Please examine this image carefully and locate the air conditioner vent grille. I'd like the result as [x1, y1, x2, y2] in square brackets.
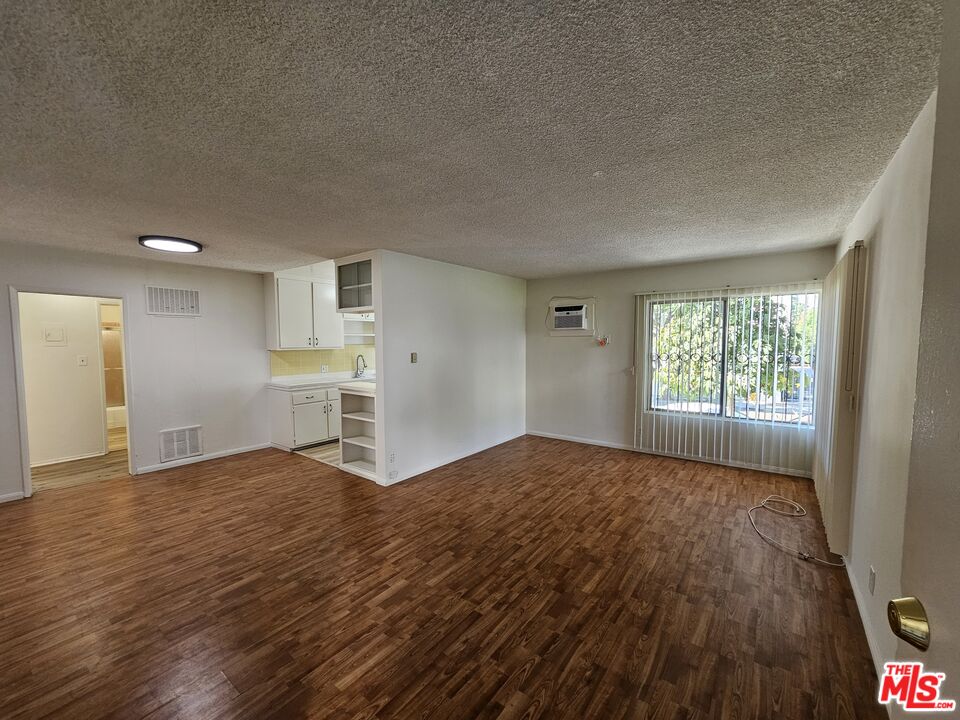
[159, 426, 203, 463]
[554, 313, 586, 329]
[146, 286, 201, 316]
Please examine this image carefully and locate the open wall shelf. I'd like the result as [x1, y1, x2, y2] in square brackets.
[339, 386, 377, 481]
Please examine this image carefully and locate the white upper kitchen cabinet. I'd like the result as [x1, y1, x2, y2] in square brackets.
[276, 278, 314, 348]
[311, 281, 343, 348]
[335, 255, 376, 313]
[265, 262, 344, 350]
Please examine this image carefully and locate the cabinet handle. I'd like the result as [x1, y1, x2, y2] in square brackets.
[314, 337, 319, 346]
[304, 395, 314, 400]
[307, 338, 313, 346]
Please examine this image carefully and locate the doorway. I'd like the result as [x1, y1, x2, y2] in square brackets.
[17, 292, 132, 493]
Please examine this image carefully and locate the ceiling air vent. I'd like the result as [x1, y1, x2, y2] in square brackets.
[146, 286, 201, 317]
[159, 425, 203, 463]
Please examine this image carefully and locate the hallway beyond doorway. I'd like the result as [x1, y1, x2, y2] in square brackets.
[30, 428, 129, 493]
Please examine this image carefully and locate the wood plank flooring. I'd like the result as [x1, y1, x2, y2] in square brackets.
[0, 436, 882, 719]
[30, 427, 129, 493]
[296, 440, 341, 467]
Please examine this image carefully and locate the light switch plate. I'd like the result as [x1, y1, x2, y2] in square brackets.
[320, 365, 329, 373]
[410, 352, 417, 363]
[42, 325, 67, 346]
[77, 355, 89, 367]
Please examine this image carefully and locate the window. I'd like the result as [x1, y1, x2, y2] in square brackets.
[649, 288, 819, 426]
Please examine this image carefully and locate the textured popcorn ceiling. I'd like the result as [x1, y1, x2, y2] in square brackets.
[0, 1, 942, 278]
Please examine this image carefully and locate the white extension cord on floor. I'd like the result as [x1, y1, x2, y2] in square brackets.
[747, 495, 845, 568]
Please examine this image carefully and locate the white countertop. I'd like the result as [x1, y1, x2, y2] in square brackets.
[267, 371, 375, 391]
[338, 380, 377, 394]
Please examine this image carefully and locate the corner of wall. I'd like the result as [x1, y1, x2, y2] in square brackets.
[845, 563, 885, 679]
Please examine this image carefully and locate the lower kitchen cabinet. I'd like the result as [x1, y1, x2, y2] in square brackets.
[326, 399, 341, 438]
[293, 401, 329, 446]
[269, 387, 341, 450]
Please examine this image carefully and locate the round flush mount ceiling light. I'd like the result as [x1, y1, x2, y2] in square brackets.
[138, 235, 203, 254]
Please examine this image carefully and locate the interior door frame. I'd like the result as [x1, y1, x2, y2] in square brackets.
[9, 286, 138, 498]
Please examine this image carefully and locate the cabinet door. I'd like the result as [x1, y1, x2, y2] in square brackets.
[326, 399, 341, 438]
[312, 282, 344, 348]
[293, 402, 328, 446]
[277, 278, 314, 349]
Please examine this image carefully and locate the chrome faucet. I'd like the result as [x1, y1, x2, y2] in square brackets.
[355, 354, 366, 378]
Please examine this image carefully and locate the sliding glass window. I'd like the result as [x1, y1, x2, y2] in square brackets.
[648, 289, 819, 426]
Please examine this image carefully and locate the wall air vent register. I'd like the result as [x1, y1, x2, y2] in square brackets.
[145, 286, 201, 317]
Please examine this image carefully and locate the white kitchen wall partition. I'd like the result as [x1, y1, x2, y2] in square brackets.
[812, 242, 867, 556]
[634, 281, 822, 476]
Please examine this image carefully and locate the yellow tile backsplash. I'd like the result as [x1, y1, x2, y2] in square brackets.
[270, 344, 376, 377]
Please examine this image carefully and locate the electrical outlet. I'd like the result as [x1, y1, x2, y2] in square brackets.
[869, 565, 876, 595]
[320, 365, 329, 373]
[389, 470, 398, 480]
[389, 450, 397, 465]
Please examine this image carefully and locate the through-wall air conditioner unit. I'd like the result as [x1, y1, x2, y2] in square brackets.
[549, 299, 595, 336]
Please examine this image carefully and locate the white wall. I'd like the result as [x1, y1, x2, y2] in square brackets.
[19, 293, 106, 465]
[836, 93, 936, 673]
[0, 241, 270, 501]
[900, 3, 960, 688]
[379, 251, 526, 482]
[525, 247, 835, 449]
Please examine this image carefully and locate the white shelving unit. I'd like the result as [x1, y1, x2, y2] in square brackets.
[343, 312, 375, 346]
[341, 411, 375, 423]
[339, 382, 377, 481]
[341, 435, 376, 450]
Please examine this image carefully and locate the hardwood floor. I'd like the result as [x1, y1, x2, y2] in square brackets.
[108, 426, 127, 452]
[30, 427, 129, 493]
[296, 440, 341, 467]
[0, 436, 882, 719]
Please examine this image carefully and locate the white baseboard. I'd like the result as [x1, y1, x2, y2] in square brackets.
[393, 431, 527, 484]
[846, 562, 885, 681]
[135, 443, 271, 475]
[0, 491, 25, 504]
[30, 449, 107, 468]
[526, 430, 635, 451]
[527, 431, 813, 478]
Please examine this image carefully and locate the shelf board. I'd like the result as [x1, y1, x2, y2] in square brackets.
[340, 458, 377, 478]
[342, 411, 375, 423]
[341, 435, 376, 450]
[344, 333, 376, 337]
[339, 282, 373, 290]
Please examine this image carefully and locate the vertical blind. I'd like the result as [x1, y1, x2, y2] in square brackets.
[635, 282, 821, 476]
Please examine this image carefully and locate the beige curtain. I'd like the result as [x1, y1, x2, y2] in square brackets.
[813, 243, 867, 556]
